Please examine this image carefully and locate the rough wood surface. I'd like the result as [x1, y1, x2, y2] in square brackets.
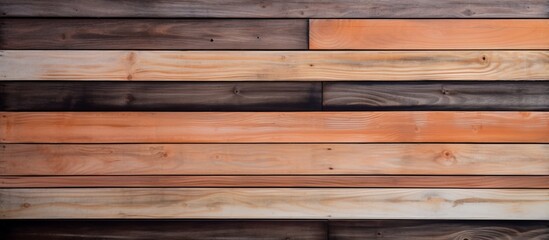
[310, 20, 549, 50]
[0, 19, 308, 50]
[329, 220, 549, 240]
[0, 82, 321, 111]
[1, 0, 547, 18]
[2, 144, 547, 175]
[323, 81, 549, 110]
[1, 51, 547, 81]
[2, 112, 548, 143]
[2, 176, 548, 188]
[1, 188, 547, 219]
[0, 220, 327, 240]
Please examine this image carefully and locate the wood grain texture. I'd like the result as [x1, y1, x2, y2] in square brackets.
[2, 144, 548, 175]
[1, 0, 547, 18]
[0, 82, 321, 111]
[2, 176, 548, 188]
[0, 220, 327, 240]
[1, 188, 547, 219]
[323, 81, 549, 111]
[0, 19, 308, 50]
[310, 20, 549, 50]
[1, 51, 548, 81]
[1, 112, 548, 143]
[329, 220, 549, 240]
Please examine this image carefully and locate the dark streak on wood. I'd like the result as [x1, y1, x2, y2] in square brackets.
[0, 19, 308, 49]
[329, 220, 549, 240]
[0, 220, 327, 240]
[0, 82, 321, 111]
[323, 82, 549, 111]
[1, 0, 547, 18]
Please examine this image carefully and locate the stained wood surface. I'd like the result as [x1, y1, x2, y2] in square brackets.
[329, 220, 549, 240]
[0, 220, 327, 240]
[2, 112, 548, 143]
[323, 81, 549, 111]
[2, 51, 548, 81]
[1, 188, 548, 219]
[0, 19, 308, 50]
[1, 0, 547, 18]
[0, 82, 321, 111]
[310, 20, 549, 50]
[2, 176, 548, 188]
[2, 144, 547, 175]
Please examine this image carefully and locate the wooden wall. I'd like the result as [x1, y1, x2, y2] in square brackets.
[0, 0, 548, 239]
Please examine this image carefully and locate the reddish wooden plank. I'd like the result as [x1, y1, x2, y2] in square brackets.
[1, 112, 548, 143]
[2, 144, 547, 175]
[2, 176, 548, 188]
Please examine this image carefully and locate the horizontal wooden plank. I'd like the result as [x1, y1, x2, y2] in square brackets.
[323, 82, 549, 111]
[0, 82, 321, 111]
[310, 20, 549, 50]
[2, 176, 548, 188]
[0, 220, 327, 240]
[329, 220, 549, 240]
[1, 0, 547, 18]
[0, 19, 308, 50]
[1, 112, 547, 143]
[2, 144, 547, 175]
[1, 51, 547, 81]
[1, 188, 547, 219]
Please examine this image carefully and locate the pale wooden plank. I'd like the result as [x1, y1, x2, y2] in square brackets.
[2, 144, 547, 175]
[1, 0, 547, 18]
[1, 112, 547, 143]
[1, 51, 547, 81]
[1, 188, 547, 219]
[2, 176, 548, 188]
[310, 20, 549, 50]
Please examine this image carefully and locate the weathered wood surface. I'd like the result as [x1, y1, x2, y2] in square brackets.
[1, 0, 547, 18]
[0, 220, 327, 240]
[329, 220, 549, 240]
[1, 51, 547, 81]
[310, 20, 549, 50]
[2, 144, 547, 175]
[323, 82, 549, 111]
[0, 19, 308, 50]
[2, 112, 548, 143]
[3, 176, 548, 188]
[1, 188, 547, 219]
[0, 82, 321, 111]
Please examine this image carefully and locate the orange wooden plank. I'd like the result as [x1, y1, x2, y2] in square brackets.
[2, 176, 548, 188]
[1, 112, 547, 143]
[310, 20, 549, 49]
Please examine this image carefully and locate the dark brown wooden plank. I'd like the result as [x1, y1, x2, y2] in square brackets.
[0, 82, 321, 111]
[2, 176, 548, 188]
[0, 220, 327, 240]
[0, 19, 307, 50]
[323, 82, 549, 111]
[1, 0, 547, 18]
[329, 220, 549, 240]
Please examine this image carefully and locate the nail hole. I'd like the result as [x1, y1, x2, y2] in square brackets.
[210, 39, 214, 42]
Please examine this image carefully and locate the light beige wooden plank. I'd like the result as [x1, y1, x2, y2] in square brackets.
[1, 188, 547, 219]
[1, 51, 547, 81]
[1, 144, 547, 175]
[1, 112, 548, 143]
